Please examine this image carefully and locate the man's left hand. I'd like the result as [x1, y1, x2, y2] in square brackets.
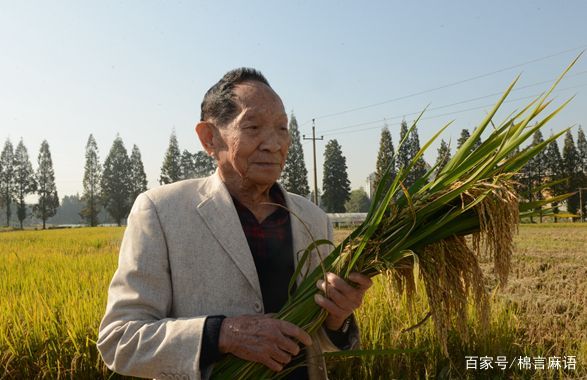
[314, 272, 373, 331]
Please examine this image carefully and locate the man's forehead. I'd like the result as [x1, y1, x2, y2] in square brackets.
[233, 82, 286, 116]
[239, 106, 287, 121]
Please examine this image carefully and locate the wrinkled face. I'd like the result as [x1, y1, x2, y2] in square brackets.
[213, 81, 290, 188]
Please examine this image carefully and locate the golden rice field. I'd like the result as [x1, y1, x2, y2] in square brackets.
[0, 224, 585, 379]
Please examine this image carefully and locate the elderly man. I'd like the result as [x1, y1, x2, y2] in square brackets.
[97, 68, 372, 380]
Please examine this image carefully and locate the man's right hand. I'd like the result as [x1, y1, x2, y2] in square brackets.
[218, 314, 313, 372]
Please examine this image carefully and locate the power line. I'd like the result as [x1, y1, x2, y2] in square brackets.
[320, 82, 587, 137]
[300, 44, 586, 126]
[319, 70, 587, 134]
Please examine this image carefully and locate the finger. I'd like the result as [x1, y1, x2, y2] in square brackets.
[278, 321, 313, 347]
[314, 293, 347, 318]
[318, 277, 362, 309]
[269, 346, 292, 365]
[348, 272, 373, 290]
[322, 282, 360, 312]
[270, 331, 301, 356]
[324, 272, 359, 295]
[261, 356, 285, 373]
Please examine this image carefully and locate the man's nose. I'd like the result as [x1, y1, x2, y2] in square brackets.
[260, 130, 286, 152]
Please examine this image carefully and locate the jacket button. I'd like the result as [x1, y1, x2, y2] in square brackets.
[254, 302, 262, 312]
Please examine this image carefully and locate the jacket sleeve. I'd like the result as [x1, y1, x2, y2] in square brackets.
[97, 193, 205, 380]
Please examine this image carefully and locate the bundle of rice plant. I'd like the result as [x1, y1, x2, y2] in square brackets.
[211, 57, 579, 379]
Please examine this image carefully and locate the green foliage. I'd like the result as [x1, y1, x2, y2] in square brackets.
[81, 135, 102, 227]
[322, 139, 351, 212]
[396, 120, 411, 178]
[374, 126, 395, 192]
[34, 140, 59, 229]
[457, 128, 471, 149]
[0, 139, 15, 226]
[434, 139, 451, 174]
[101, 136, 132, 226]
[578, 126, 587, 172]
[407, 126, 427, 186]
[180, 150, 216, 180]
[280, 113, 310, 197]
[562, 130, 581, 217]
[578, 127, 587, 220]
[193, 151, 216, 178]
[520, 130, 548, 222]
[345, 189, 371, 212]
[129, 145, 148, 202]
[544, 137, 564, 221]
[396, 121, 427, 188]
[160, 131, 182, 184]
[48, 194, 82, 225]
[13, 139, 37, 229]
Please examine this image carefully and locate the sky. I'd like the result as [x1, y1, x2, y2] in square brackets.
[1, 1, 586, 199]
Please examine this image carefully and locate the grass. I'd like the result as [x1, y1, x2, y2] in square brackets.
[1, 224, 585, 379]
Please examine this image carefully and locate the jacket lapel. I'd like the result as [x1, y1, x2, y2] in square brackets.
[195, 173, 262, 299]
[281, 186, 315, 284]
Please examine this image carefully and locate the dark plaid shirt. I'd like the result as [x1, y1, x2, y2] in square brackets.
[231, 184, 296, 313]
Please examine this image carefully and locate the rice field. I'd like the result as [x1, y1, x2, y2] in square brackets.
[0, 224, 585, 379]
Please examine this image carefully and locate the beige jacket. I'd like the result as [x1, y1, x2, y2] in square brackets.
[97, 173, 358, 380]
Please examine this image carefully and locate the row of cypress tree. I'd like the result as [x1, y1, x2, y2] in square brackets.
[6, 119, 583, 228]
[0, 139, 58, 229]
[80, 134, 149, 227]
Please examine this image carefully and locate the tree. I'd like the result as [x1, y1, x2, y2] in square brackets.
[457, 129, 471, 149]
[0, 140, 15, 226]
[49, 194, 82, 225]
[577, 127, 587, 219]
[396, 120, 411, 176]
[280, 113, 310, 197]
[435, 139, 451, 174]
[13, 139, 37, 228]
[407, 126, 427, 187]
[561, 130, 581, 219]
[129, 145, 148, 203]
[521, 130, 548, 222]
[193, 151, 216, 178]
[180, 150, 196, 180]
[160, 131, 182, 184]
[34, 140, 59, 229]
[101, 136, 132, 226]
[345, 189, 371, 212]
[544, 136, 564, 222]
[322, 139, 350, 212]
[578, 126, 587, 173]
[374, 126, 395, 191]
[81, 134, 102, 226]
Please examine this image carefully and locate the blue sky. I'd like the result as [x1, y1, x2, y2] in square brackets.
[1, 1, 586, 197]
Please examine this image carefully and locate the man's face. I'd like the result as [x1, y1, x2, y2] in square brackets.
[213, 81, 290, 188]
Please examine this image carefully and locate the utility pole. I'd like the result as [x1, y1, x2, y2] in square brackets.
[303, 119, 324, 205]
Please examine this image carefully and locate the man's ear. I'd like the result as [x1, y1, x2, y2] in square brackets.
[195, 121, 216, 156]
